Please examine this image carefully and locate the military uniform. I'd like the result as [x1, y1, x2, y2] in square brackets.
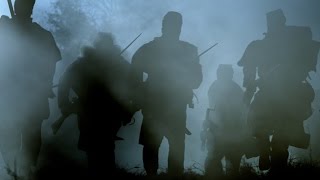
[202, 64, 246, 176]
[58, 32, 133, 177]
[0, 0, 61, 177]
[238, 9, 319, 171]
[130, 12, 202, 175]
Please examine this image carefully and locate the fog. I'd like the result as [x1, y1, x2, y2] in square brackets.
[0, 0, 319, 175]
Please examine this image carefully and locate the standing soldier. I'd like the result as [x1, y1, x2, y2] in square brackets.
[201, 64, 246, 176]
[57, 32, 134, 178]
[0, 0, 61, 178]
[130, 11, 203, 176]
[238, 9, 319, 172]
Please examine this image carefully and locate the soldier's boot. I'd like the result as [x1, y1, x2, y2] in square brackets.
[270, 144, 289, 174]
[205, 157, 223, 178]
[228, 155, 242, 176]
[257, 136, 271, 170]
[259, 153, 271, 171]
[143, 146, 159, 176]
[167, 133, 185, 177]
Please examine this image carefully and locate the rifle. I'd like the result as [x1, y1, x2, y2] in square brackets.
[7, 0, 15, 17]
[198, 43, 218, 58]
[51, 113, 70, 135]
[120, 33, 142, 55]
[188, 43, 218, 108]
[51, 97, 78, 134]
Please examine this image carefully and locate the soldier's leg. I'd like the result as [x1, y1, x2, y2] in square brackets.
[19, 117, 43, 179]
[256, 134, 271, 170]
[205, 137, 225, 177]
[226, 148, 243, 176]
[139, 116, 163, 176]
[0, 127, 21, 175]
[167, 129, 185, 176]
[270, 133, 289, 172]
[143, 141, 162, 175]
[21, 120, 42, 167]
[166, 106, 187, 176]
[87, 141, 116, 178]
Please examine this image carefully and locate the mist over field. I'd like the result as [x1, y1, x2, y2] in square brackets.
[0, 0, 319, 175]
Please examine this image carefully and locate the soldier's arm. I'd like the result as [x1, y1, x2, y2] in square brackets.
[57, 62, 78, 115]
[238, 41, 261, 106]
[207, 81, 218, 108]
[238, 41, 259, 91]
[130, 45, 149, 85]
[36, 27, 62, 98]
[0, 15, 10, 25]
[186, 43, 203, 89]
[129, 44, 150, 109]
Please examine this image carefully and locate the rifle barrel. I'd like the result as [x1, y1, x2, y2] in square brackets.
[198, 43, 219, 57]
[120, 33, 142, 55]
[7, 0, 15, 17]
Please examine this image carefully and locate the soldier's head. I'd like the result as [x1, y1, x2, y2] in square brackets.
[14, 0, 36, 19]
[161, 11, 183, 40]
[266, 9, 286, 33]
[93, 32, 115, 51]
[217, 64, 234, 81]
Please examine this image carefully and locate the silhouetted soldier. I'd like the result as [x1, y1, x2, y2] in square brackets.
[130, 11, 203, 176]
[0, 0, 61, 178]
[57, 32, 133, 178]
[238, 9, 319, 172]
[201, 64, 246, 176]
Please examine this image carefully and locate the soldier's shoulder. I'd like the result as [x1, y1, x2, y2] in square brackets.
[32, 22, 54, 37]
[139, 39, 158, 49]
[245, 40, 265, 51]
[179, 40, 198, 50]
[286, 25, 312, 39]
[0, 15, 11, 23]
[67, 56, 87, 72]
[248, 39, 264, 46]
[133, 39, 158, 57]
[0, 15, 13, 27]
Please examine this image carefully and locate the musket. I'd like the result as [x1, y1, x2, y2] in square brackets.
[7, 0, 15, 17]
[189, 43, 218, 108]
[198, 43, 218, 58]
[119, 33, 142, 55]
[51, 113, 69, 135]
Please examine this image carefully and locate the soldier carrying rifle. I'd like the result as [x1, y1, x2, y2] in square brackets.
[56, 32, 135, 178]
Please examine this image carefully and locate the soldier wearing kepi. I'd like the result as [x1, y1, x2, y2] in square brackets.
[0, 0, 61, 178]
[57, 32, 134, 178]
[201, 64, 246, 176]
[130, 11, 203, 176]
[238, 9, 319, 172]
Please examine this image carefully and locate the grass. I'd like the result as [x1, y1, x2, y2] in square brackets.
[17, 147, 320, 180]
[31, 160, 320, 180]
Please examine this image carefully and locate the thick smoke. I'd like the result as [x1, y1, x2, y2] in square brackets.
[0, 0, 319, 175]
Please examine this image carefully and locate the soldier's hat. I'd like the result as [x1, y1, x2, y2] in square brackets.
[93, 32, 115, 47]
[217, 64, 234, 79]
[14, 0, 36, 10]
[266, 9, 286, 32]
[217, 64, 233, 72]
[162, 11, 183, 26]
